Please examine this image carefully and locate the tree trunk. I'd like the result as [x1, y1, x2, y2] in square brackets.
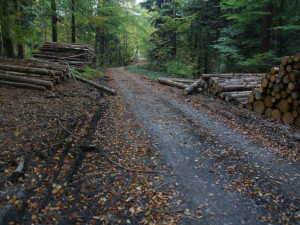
[261, 2, 272, 53]
[14, 0, 24, 58]
[51, 0, 58, 42]
[1, 0, 15, 58]
[204, 32, 210, 74]
[71, 0, 76, 43]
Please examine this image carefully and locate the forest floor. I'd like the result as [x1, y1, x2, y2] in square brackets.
[0, 67, 299, 224]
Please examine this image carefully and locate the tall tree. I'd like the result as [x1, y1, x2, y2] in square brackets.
[51, 0, 58, 42]
[71, 0, 76, 43]
[0, 0, 15, 58]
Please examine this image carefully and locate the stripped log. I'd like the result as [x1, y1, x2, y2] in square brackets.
[0, 64, 56, 76]
[182, 78, 203, 95]
[0, 73, 53, 89]
[74, 74, 116, 95]
[158, 78, 188, 90]
[0, 80, 46, 91]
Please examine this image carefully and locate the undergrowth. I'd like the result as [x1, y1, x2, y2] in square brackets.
[126, 66, 167, 80]
[73, 66, 103, 79]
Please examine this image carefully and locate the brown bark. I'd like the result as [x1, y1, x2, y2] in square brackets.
[0, 80, 46, 91]
[182, 78, 203, 95]
[0, 64, 56, 76]
[253, 100, 265, 115]
[0, 73, 53, 89]
[74, 74, 116, 95]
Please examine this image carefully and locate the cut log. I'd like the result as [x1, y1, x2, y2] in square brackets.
[264, 95, 273, 108]
[282, 112, 294, 124]
[225, 91, 251, 102]
[0, 73, 53, 89]
[253, 100, 265, 115]
[294, 53, 300, 62]
[272, 109, 282, 119]
[261, 77, 268, 87]
[295, 116, 300, 127]
[219, 84, 259, 92]
[0, 64, 56, 76]
[182, 78, 203, 95]
[158, 78, 187, 90]
[264, 108, 272, 117]
[281, 56, 289, 66]
[0, 80, 46, 91]
[248, 93, 255, 103]
[166, 78, 196, 84]
[201, 73, 265, 80]
[289, 70, 300, 82]
[270, 67, 279, 74]
[74, 74, 116, 95]
[278, 99, 289, 113]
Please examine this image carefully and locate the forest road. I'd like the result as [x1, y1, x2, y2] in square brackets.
[110, 67, 300, 225]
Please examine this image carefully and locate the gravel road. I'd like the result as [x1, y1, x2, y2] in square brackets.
[111, 67, 300, 224]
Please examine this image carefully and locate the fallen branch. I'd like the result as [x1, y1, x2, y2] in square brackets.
[56, 114, 79, 140]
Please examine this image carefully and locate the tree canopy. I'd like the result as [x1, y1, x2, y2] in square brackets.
[0, 0, 299, 74]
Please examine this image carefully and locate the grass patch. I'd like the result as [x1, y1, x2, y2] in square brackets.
[126, 66, 167, 80]
[73, 66, 103, 79]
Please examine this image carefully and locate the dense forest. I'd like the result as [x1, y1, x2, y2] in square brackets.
[0, 0, 300, 77]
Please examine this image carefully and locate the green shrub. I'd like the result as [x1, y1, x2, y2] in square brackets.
[164, 60, 194, 79]
[73, 66, 103, 79]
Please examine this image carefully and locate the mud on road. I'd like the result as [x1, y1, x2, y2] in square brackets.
[0, 67, 299, 224]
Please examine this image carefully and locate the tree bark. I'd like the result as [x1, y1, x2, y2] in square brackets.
[261, 2, 272, 53]
[0, 73, 53, 89]
[71, 0, 76, 43]
[0, 80, 46, 90]
[1, 0, 15, 58]
[0, 64, 56, 76]
[182, 78, 203, 95]
[51, 0, 58, 42]
[14, 0, 24, 58]
[74, 74, 116, 95]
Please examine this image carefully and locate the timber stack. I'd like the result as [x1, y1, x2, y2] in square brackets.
[247, 54, 300, 127]
[200, 73, 265, 107]
[0, 58, 69, 91]
[33, 42, 97, 71]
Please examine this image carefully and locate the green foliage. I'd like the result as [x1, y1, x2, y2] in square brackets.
[73, 66, 103, 79]
[126, 65, 166, 80]
[164, 60, 194, 79]
[238, 52, 281, 72]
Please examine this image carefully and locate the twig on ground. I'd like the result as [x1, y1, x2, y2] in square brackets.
[56, 113, 79, 140]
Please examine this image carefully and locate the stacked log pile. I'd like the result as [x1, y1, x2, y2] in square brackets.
[200, 73, 265, 107]
[0, 58, 69, 91]
[33, 42, 97, 71]
[248, 54, 300, 126]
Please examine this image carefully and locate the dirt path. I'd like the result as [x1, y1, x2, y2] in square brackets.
[110, 67, 300, 224]
[1, 67, 299, 224]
